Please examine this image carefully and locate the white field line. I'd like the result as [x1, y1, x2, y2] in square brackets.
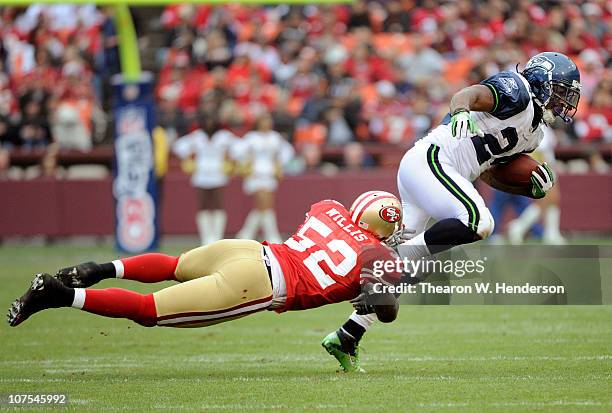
[1, 354, 610, 367]
[26, 401, 609, 411]
[416, 400, 610, 408]
[368, 354, 612, 362]
[150, 403, 349, 411]
[491, 400, 609, 407]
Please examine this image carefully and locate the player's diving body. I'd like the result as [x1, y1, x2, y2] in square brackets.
[322, 52, 582, 372]
[8, 192, 403, 352]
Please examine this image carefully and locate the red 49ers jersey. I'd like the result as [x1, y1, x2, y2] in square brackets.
[265, 200, 401, 312]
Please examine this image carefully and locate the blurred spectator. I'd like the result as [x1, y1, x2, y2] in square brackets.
[18, 91, 51, 148]
[157, 95, 188, 142]
[233, 114, 295, 243]
[348, 0, 371, 30]
[172, 117, 236, 245]
[299, 142, 323, 171]
[383, 0, 412, 33]
[51, 102, 91, 151]
[343, 142, 373, 170]
[363, 80, 412, 143]
[574, 78, 612, 142]
[398, 33, 445, 85]
[324, 107, 354, 146]
[299, 78, 329, 124]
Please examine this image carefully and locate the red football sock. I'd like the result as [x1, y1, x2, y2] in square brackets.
[119, 254, 179, 283]
[82, 288, 158, 327]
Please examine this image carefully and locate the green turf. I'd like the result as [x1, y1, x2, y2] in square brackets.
[0, 244, 611, 413]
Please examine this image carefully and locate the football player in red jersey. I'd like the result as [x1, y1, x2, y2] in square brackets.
[7, 191, 404, 360]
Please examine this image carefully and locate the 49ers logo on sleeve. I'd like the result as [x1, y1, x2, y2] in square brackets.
[379, 205, 401, 223]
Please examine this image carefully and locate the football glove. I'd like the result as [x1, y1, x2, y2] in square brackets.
[531, 162, 555, 199]
[384, 227, 416, 249]
[450, 109, 484, 139]
[350, 282, 378, 315]
[350, 292, 375, 315]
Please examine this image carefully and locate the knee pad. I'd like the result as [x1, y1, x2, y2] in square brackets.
[455, 207, 495, 241]
[476, 208, 495, 240]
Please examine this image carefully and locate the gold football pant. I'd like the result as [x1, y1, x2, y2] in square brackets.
[153, 239, 273, 327]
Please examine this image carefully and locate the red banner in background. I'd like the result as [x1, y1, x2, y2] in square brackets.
[0, 171, 610, 238]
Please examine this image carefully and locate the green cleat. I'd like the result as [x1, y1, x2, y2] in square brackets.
[321, 331, 365, 373]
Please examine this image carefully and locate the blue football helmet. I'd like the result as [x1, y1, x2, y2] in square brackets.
[521, 52, 581, 123]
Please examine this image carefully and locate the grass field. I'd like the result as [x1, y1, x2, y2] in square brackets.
[0, 243, 611, 412]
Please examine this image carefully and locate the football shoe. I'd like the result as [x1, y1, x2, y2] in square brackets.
[321, 331, 364, 373]
[56, 262, 105, 288]
[7, 273, 71, 327]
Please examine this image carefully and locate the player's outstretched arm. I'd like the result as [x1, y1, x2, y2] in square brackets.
[350, 282, 399, 323]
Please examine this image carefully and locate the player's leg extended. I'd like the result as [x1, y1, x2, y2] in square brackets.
[398, 144, 494, 260]
[155, 240, 273, 327]
[8, 240, 273, 328]
[56, 254, 180, 288]
[55, 239, 242, 288]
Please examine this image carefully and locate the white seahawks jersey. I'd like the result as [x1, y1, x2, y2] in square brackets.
[420, 71, 544, 182]
[172, 129, 236, 189]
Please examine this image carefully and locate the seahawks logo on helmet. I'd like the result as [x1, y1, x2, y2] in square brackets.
[525, 55, 555, 73]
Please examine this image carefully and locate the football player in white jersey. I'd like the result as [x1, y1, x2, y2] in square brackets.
[232, 114, 295, 243]
[172, 119, 236, 245]
[322, 52, 582, 372]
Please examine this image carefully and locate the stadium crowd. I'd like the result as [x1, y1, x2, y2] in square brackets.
[0, 1, 610, 175]
[155, 0, 611, 149]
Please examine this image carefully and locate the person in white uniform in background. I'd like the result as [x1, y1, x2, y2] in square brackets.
[507, 126, 566, 245]
[233, 114, 295, 243]
[172, 118, 236, 245]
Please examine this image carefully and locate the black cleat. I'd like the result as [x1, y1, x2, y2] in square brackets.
[7, 273, 71, 327]
[55, 262, 105, 288]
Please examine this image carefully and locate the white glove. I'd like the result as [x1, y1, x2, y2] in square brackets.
[450, 109, 484, 139]
[531, 163, 555, 199]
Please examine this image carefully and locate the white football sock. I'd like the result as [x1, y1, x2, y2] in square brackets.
[543, 205, 565, 244]
[399, 232, 430, 262]
[71, 288, 86, 309]
[508, 204, 541, 244]
[196, 210, 213, 245]
[349, 311, 377, 329]
[112, 260, 124, 279]
[261, 209, 282, 243]
[211, 209, 227, 242]
[237, 210, 261, 239]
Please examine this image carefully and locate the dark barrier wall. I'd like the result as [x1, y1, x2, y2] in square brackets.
[1, 171, 611, 237]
